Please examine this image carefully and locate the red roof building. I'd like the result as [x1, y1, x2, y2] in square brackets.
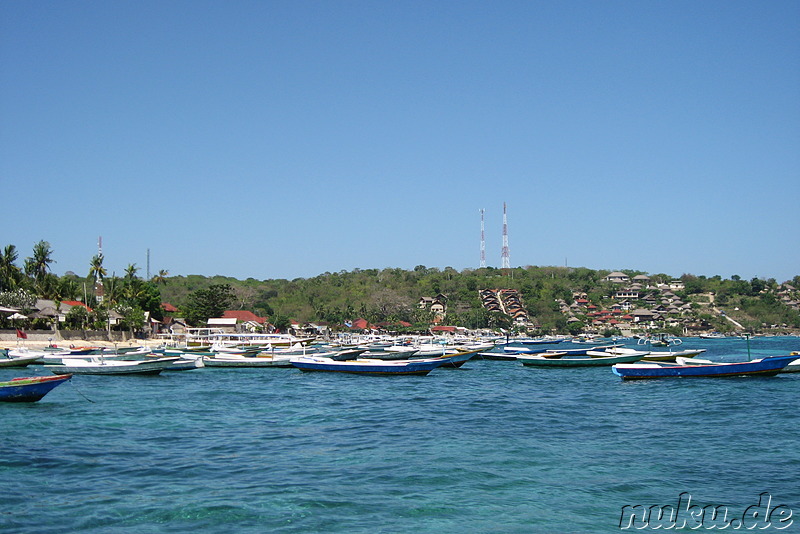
[62, 300, 93, 312]
[161, 303, 178, 313]
[223, 310, 267, 323]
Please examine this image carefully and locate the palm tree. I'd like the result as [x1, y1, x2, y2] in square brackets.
[124, 263, 139, 281]
[26, 240, 54, 283]
[89, 254, 107, 282]
[0, 244, 22, 291]
[151, 269, 169, 285]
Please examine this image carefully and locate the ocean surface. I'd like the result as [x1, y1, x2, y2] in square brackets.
[2, 336, 799, 533]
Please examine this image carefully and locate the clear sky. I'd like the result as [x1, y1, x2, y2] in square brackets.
[2, 1, 798, 283]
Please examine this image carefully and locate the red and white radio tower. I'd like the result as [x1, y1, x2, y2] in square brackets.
[480, 208, 486, 268]
[501, 202, 510, 269]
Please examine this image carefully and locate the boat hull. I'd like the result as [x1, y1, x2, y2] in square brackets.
[290, 356, 445, 375]
[519, 352, 647, 367]
[613, 355, 798, 379]
[0, 374, 72, 402]
[46, 357, 179, 375]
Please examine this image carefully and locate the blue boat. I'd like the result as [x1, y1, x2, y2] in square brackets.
[290, 356, 447, 375]
[612, 355, 798, 380]
[0, 374, 72, 402]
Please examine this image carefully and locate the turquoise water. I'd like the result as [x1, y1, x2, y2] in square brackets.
[2, 337, 798, 533]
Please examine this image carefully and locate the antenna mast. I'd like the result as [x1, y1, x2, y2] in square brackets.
[480, 208, 486, 268]
[501, 202, 510, 269]
[95, 236, 105, 303]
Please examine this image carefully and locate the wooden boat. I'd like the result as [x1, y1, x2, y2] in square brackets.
[519, 351, 649, 367]
[612, 355, 798, 380]
[290, 355, 447, 375]
[0, 374, 72, 402]
[544, 344, 621, 356]
[1, 349, 44, 367]
[513, 337, 565, 345]
[641, 348, 707, 362]
[202, 354, 295, 367]
[781, 352, 800, 373]
[46, 357, 180, 375]
[699, 333, 726, 339]
[477, 351, 524, 361]
[164, 358, 206, 371]
[418, 347, 484, 368]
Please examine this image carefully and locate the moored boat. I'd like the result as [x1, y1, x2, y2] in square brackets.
[612, 355, 798, 379]
[519, 351, 649, 367]
[0, 374, 72, 402]
[290, 355, 447, 375]
[1, 348, 44, 367]
[46, 357, 180, 375]
[641, 348, 707, 362]
[202, 354, 295, 367]
[779, 352, 800, 373]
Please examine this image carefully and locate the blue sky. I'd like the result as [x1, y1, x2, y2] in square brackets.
[2, 1, 798, 283]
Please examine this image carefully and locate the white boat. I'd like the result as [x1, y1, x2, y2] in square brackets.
[586, 347, 651, 358]
[642, 348, 707, 362]
[47, 356, 180, 375]
[1, 348, 44, 367]
[781, 357, 800, 373]
[699, 333, 726, 339]
[675, 357, 715, 365]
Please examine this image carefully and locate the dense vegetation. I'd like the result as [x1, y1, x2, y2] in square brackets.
[2, 241, 799, 334]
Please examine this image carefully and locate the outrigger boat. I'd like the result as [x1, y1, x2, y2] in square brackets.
[290, 355, 447, 375]
[612, 355, 798, 380]
[0, 374, 72, 402]
[47, 357, 180, 375]
[519, 350, 649, 367]
[1, 348, 44, 367]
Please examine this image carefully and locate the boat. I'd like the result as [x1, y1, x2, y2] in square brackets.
[514, 337, 565, 345]
[544, 344, 621, 356]
[46, 357, 180, 375]
[518, 351, 649, 367]
[779, 352, 800, 374]
[478, 351, 525, 361]
[699, 332, 727, 339]
[612, 355, 798, 380]
[164, 358, 206, 371]
[0, 374, 72, 402]
[202, 354, 295, 367]
[290, 355, 447, 375]
[641, 348, 707, 362]
[418, 347, 484, 368]
[1, 348, 44, 367]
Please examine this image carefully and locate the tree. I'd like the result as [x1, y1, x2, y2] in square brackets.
[183, 284, 235, 326]
[270, 313, 291, 333]
[0, 245, 23, 291]
[25, 240, 55, 284]
[152, 269, 169, 285]
[89, 254, 107, 282]
[65, 305, 89, 330]
[124, 263, 139, 281]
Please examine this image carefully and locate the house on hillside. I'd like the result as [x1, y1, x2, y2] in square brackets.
[603, 272, 630, 283]
[223, 310, 267, 332]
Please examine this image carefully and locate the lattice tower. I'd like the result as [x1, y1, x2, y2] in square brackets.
[501, 203, 510, 269]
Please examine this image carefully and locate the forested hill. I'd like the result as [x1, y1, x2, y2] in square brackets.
[159, 266, 800, 334]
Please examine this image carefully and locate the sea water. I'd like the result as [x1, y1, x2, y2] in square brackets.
[1, 336, 798, 533]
